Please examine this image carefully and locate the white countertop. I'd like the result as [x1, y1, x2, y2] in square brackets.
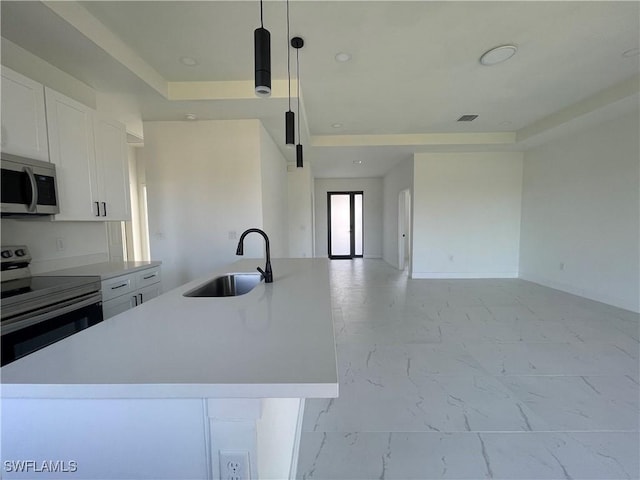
[1, 258, 338, 399]
[40, 261, 162, 280]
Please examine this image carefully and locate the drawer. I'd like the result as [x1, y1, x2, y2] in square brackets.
[136, 267, 161, 289]
[101, 274, 135, 301]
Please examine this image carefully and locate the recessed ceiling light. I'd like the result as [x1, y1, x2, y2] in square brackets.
[184, 113, 197, 121]
[479, 45, 517, 66]
[179, 56, 199, 66]
[332, 123, 343, 129]
[353, 160, 362, 165]
[622, 48, 640, 58]
[335, 52, 352, 63]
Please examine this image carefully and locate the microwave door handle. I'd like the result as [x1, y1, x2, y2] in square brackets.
[24, 166, 38, 212]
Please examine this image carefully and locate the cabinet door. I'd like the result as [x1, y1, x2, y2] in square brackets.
[138, 283, 162, 304]
[45, 88, 99, 220]
[0, 67, 49, 161]
[102, 294, 136, 320]
[93, 115, 131, 221]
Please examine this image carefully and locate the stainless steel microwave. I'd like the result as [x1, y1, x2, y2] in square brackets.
[1, 153, 59, 216]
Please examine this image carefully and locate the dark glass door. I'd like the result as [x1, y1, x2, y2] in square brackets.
[327, 192, 363, 259]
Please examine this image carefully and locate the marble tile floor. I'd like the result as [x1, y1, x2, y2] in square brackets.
[297, 260, 639, 480]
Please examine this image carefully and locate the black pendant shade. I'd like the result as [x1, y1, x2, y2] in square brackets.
[296, 143, 303, 168]
[254, 27, 271, 97]
[285, 110, 295, 146]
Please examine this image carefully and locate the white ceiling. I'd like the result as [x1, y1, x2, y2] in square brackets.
[1, 1, 639, 178]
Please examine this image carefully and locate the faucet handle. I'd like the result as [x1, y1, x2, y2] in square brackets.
[256, 267, 266, 280]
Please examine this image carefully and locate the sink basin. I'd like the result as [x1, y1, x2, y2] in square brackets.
[183, 273, 263, 297]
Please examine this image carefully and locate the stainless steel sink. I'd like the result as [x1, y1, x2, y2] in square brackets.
[183, 273, 263, 297]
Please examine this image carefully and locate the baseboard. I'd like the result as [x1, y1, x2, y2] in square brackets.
[519, 273, 640, 313]
[411, 271, 519, 279]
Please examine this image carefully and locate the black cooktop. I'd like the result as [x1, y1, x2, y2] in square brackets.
[1, 275, 101, 320]
[1, 276, 92, 299]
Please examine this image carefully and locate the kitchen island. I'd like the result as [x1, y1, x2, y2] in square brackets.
[1, 258, 338, 479]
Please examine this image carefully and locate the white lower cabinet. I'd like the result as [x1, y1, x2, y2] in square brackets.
[138, 282, 162, 304]
[102, 294, 135, 320]
[102, 266, 162, 320]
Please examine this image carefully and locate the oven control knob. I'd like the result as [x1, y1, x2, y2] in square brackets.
[15, 249, 26, 257]
[1, 250, 13, 258]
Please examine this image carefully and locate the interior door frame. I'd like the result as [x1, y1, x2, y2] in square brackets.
[327, 191, 364, 259]
[398, 188, 411, 270]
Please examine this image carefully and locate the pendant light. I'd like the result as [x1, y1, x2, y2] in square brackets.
[292, 36, 304, 168]
[254, 0, 271, 97]
[285, 0, 295, 146]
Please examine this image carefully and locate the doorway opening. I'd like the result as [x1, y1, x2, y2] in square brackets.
[398, 189, 411, 271]
[327, 191, 363, 259]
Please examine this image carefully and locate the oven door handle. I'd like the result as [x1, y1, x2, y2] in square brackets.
[1, 293, 102, 335]
[24, 166, 38, 213]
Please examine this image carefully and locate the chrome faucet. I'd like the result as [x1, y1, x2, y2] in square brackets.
[236, 228, 273, 283]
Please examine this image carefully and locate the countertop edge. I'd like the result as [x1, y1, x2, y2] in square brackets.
[39, 261, 162, 280]
[0, 382, 339, 399]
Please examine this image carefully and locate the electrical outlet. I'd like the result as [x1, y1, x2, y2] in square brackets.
[219, 451, 250, 480]
[55, 237, 65, 252]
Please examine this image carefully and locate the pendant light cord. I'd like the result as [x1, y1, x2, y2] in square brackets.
[286, 0, 291, 111]
[260, 0, 264, 28]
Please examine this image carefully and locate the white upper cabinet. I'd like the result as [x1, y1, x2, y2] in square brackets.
[0, 67, 49, 161]
[45, 87, 99, 221]
[45, 88, 131, 221]
[93, 114, 131, 221]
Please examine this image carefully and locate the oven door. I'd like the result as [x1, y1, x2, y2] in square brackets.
[1, 292, 103, 366]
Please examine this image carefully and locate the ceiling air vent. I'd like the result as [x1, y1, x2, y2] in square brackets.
[457, 114, 478, 122]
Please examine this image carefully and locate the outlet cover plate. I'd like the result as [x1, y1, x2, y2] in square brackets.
[219, 450, 250, 480]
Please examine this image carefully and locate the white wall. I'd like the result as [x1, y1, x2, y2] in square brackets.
[95, 92, 144, 140]
[1, 219, 109, 273]
[1, 38, 96, 109]
[520, 109, 640, 312]
[287, 165, 314, 258]
[412, 152, 523, 278]
[141, 120, 265, 290]
[259, 125, 289, 259]
[382, 158, 414, 268]
[314, 178, 384, 258]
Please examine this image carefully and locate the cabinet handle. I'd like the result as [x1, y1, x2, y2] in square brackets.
[102, 202, 107, 217]
[111, 283, 128, 290]
[138, 293, 143, 304]
[133, 295, 138, 307]
[143, 273, 157, 280]
[95, 201, 101, 217]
